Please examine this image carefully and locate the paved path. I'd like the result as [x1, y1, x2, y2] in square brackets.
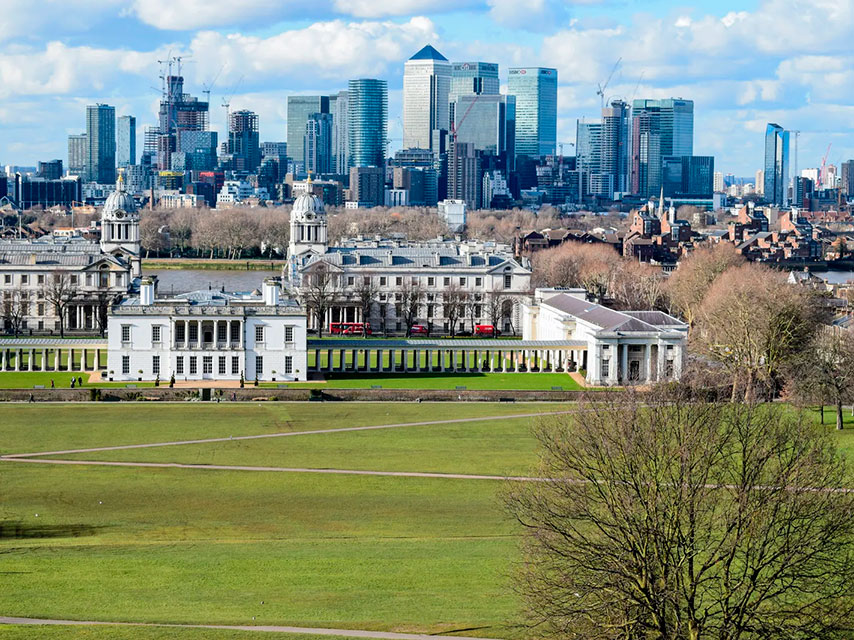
[0, 456, 538, 482]
[3, 411, 571, 459]
[0, 616, 502, 640]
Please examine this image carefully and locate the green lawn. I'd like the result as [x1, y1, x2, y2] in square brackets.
[0, 403, 569, 457]
[56, 416, 544, 477]
[0, 626, 353, 639]
[0, 372, 153, 389]
[275, 372, 582, 390]
[0, 463, 520, 636]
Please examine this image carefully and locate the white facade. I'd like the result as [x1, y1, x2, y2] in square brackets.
[522, 288, 688, 386]
[216, 180, 253, 206]
[438, 199, 466, 232]
[107, 277, 308, 382]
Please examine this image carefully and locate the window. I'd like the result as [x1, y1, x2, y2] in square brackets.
[601, 360, 610, 378]
[2, 275, 10, 285]
[475, 277, 482, 287]
[459, 277, 466, 286]
[122, 356, 130, 375]
[70, 275, 77, 286]
[284, 356, 293, 374]
[176, 357, 184, 375]
[203, 356, 213, 374]
[189, 323, 198, 342]
[21, 275, 28, 285]
[152, 356, 160, 376]
[37, 303, 44, 316]
[665, 361, 674, 378]
[37, 275, 45, 285]
[363, 277, 370, 285]
[175, 323, 185, 343]
[443, 277, 450, 286]
[255, 356, 263, 378]
[427, 304, 434, 318]
[427, 277, 435, 287]
[231, 356, 239, 375]
[379, 293, 387, 301]
[218, 356, 226, 375]
[411, 277, 418, 285]
[121, 325, 131, 343]
[189, 356, 197, 375]
[380, 277, 387, 286]
[395, 277, 402, 286]
[285, 326, 294, 343]
[255, 325, 264, 343]
[347, 276, 355, 286]
[151, 325, 161, 343]
[86, 274, 93, 286]
[475, 305, 481, 318]
[504, 274, 512, 289]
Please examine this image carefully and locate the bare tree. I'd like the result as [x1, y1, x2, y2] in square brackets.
[693, 263, 820, 402]
[139, 211, 172, 258]
[610, 260, 667, 310]
[787, 326, 854, 430]
[354, 277, 377, 336]
[442, 283, 466, 337]
[1, 291, 26, 337]
[505, 389, 854, 640]
[486, 292, 511, 337]
[94, 290, 116, 338]
[398, 278, 424, 337]
[666, 243, 744, 327]
[302, 263, 337, 339]
[41, 271, 77, 338]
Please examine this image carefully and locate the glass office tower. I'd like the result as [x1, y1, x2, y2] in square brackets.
[287, 96, 330, 172]
[86, 103, 116, 184]
[403, 45, 451, 150]
[348, 79, 388, 168]
[764, 123, 790, 206]
[116, 115, 136, 168]
[507, 67, 557, 158]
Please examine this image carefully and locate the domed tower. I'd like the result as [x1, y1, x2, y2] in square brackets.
[100, 172, 141, 277]
[286, 187, 328, 283]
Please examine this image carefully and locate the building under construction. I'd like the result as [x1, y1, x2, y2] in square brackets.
[153, 61, 211, 171]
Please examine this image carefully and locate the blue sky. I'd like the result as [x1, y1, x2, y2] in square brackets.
[1, 0, 852, 177]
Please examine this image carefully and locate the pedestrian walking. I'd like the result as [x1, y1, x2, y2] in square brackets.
[50, 379, 55, 389]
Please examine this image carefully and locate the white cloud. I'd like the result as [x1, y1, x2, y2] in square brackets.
[335, 0, 473, 18]
[0, 0, 123, 39]
[188, 18, 438, 85]
[128, 0, 289, 30]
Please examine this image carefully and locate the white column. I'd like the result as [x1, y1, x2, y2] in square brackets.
[644, 344, 652, 382]
[15, 349, 20, 371]
[620, 344, 629, 384]
[658, 343, 666, 380]
[55, 349, 61, 372]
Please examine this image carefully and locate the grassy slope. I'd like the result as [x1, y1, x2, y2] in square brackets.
[56, 417, 544, 477]
[0, 402, 569, 456]
[0, 627, 361, 640]
[0, 465, 518, 636]
[279, 372, 582, 391]
[0, 372, 154, 389]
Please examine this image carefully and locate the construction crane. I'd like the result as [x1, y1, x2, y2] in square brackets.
[630, 71, 645, 103]
[449, 93, 481, 144]
[202, 65, 223, 104]
[597, 58, 622, 110]
[220, 75, 244, 125]
[820, 143, 832, 188]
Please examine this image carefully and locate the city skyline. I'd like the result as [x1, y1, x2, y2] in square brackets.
[1, 0, 853, 176]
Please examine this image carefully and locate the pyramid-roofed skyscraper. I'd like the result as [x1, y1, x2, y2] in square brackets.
[403, 44, 451, 150]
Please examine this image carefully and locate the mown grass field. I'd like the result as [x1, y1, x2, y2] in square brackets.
[2, 402, 852, 639]
[279, 372, 583, 390]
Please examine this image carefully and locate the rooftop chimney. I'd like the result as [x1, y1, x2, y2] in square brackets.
[140, 277, 155, 306]
[263, 277, 280, 306]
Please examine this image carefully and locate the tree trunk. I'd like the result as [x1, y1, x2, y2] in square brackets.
[837, 399, 844, 431]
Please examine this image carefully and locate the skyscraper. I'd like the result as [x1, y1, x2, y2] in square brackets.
[841, 160, 854, 197]
[348, 79, 387, 168]
[304, 113, 333, 175]
[449, 61, 499, 127]
[157, 75, 209, 170]
[507, 67, 557, 159]
[228, 110, 261, 173]
[117, 115, 136, 168]
[576, 120, 602, 197]
[764, 123, 790, 206]
[631, 98, 694, 157]
[332, 90, 350, 175]
[67, 134, 87, 178]
[631, 110, 661, 198]
[287, 96, 330, 174]
[37, 160, 63, 180]
[600, 100, 630, 197]
[403, 45, 451, 150]
[86, 104, 116, 184]
[453, 94, 515, 172]
[662, 156, 714, 198]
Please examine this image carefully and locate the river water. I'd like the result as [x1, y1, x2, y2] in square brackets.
[812, 271, 854, 284]
[145, 269, 280, 294]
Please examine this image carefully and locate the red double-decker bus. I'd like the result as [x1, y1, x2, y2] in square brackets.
[329, 322, 372, 335]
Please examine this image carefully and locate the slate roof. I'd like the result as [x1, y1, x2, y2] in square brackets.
[409, 45, 448, 61]
[542, 293, 687, 334]
[305, 247, 524, 270]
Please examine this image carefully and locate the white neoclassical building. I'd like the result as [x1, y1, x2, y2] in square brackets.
[522, 288, 688, 386]
[107, 277, 308, 382]
[286, 187, 532, 334]
[0, 174, 140, 333]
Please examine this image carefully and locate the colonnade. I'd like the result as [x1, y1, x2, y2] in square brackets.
[307, 342, 587, 374]
[0, 344, 108, 372]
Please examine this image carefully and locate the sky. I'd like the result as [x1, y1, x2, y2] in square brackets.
[2, 0, 853, 178]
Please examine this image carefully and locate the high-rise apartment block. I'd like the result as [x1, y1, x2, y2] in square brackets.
[347, 79, 387, 169]
[117, 115, 136, 168]
[304, 113, 333, 175]
[332, 90, 349, 174]
[841, 160, 854, 197]
[507, 67, 557, 159]
[228, 110, 261, 173]
[764, 123, 790, 206]
[600, 100, 630, 198]
[86, 103, 116, 184]
[37, 159, 63, 180]
[403, 45, 451, 150]
[287, 96, 330, 174]
[754, 169, 764, 196]
[67, 133, 87, 178]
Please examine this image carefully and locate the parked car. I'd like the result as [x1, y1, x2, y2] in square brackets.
[456, 329, 472, 337]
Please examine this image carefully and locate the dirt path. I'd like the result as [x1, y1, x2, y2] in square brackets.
[0, 616, 501, 640]
[3, 411, 572, 459]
